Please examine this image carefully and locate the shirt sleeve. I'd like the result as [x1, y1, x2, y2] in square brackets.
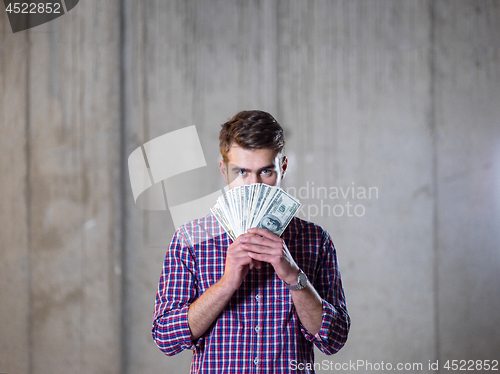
[151, 227, 202, 356]
[299, 231, 351, 355]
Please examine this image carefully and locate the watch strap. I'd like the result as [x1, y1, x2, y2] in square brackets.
[284, 270, 307, 291]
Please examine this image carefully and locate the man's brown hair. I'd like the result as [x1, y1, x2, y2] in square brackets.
[219, 110, 285, 163]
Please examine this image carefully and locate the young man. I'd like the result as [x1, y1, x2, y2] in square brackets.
[152, 110, 350, 373]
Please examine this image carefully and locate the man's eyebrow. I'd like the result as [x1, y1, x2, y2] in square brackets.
[258, 164, 276, 171]
[231, 164, 276, 172]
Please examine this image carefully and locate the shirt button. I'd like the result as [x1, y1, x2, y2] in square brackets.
[255, 294, 260, 300]
[254, 358, 259, 365]
[255, 326, 260, 333]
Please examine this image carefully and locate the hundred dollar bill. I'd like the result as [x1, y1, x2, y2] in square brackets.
[247, 184, 276, 229]
[251, 188, 301, 237]
[211, 183, 301, 240]
[218, 191, 237, 238]
[210, 202, 236, 241]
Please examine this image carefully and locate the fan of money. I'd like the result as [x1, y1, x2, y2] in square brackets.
[211, 183, 301, 241]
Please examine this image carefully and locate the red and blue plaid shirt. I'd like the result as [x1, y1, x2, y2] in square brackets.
[152, 214, 350, 373]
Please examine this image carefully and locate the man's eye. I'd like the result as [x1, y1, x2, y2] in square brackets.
[261, 169, 271, 175]
[237, 170, 246, 176]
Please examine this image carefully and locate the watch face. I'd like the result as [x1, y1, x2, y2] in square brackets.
[285, 271, 307, 290]
[298, 272, 307, 286]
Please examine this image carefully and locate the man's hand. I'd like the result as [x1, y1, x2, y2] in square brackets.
[220, 236, 263, 292]
[189, 226, 323, 340]
[240, 227, 324, 335]
[188, 234, 263, 340]
[239, 227, 301, 285]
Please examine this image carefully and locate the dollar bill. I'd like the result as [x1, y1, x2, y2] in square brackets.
[251, 188, 301, 236]
[210, 202, 236, 241]
[211, 183, 301, 240]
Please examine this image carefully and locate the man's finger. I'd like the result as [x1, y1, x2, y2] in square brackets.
[248, 251, 277, 264]
[242, 243, 282, 259]
[247, 227, 282, 242]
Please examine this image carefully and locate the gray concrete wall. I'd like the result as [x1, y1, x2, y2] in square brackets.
[1, 1, 499, 373]
[0, 1, 122, 373]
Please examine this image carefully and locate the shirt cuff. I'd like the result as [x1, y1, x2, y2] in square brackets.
[153, 304, 204, 355]
[178, 305, 205, 351]
[299, 299, 328, 341]
[299, 299, 348, 354]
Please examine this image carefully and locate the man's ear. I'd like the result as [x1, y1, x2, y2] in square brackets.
[280, 155, 288, 180]
[219, 159, 229, 184]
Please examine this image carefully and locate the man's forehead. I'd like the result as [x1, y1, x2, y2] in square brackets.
[225, 145, 281, 162]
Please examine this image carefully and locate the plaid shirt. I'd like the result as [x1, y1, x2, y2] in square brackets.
[152, 214, 350, 373]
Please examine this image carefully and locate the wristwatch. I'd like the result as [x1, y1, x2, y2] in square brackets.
[284, 270, 308, 291]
